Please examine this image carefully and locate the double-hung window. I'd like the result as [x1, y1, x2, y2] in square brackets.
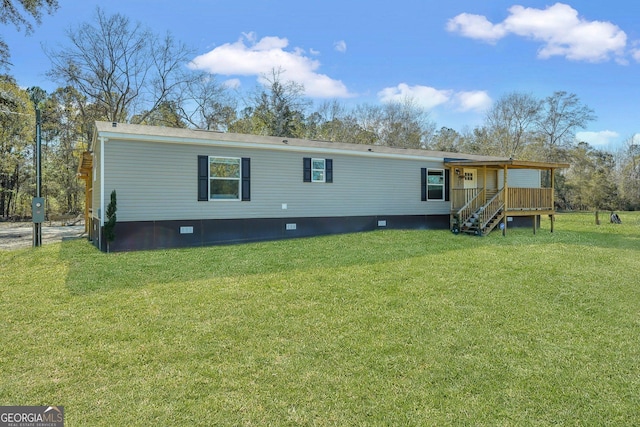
[303, 157, 333, 183]
[427, 169, 445, 200]
[421, 168, 447, 201]
[209, 157, 240, 200]
[312, 158, 326, 182]
[198, 156, 250, 201]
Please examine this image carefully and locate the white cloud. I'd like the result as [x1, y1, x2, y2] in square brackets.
[334, 40, 347, 53]
[447, 3, 627, 62]
[189, 33, 352, 98]
[446, 13, 506, 44]
[377, 84, 491, 113]
[631, 41, 640, 62]
[453, 91, 492, 112]
[378, 83, 451, 109]
[576, 130, 620, 146]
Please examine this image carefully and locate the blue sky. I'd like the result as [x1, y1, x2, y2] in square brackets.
[4, 0, 639, 149]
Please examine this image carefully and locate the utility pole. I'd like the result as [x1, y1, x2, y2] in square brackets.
[32, 108, 44, 247]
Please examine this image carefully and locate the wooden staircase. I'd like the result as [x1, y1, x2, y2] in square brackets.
[453, 188, 505, 236]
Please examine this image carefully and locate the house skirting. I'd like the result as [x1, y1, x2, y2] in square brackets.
[506, 215, 541, 228]
[90, 214, 451, 252]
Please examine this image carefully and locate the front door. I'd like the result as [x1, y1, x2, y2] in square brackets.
[464, 168, 477, 190]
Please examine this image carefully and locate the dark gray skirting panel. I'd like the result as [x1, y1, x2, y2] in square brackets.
[91, 214, 450, 252]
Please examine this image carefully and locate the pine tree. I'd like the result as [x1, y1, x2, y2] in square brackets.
[104, 190, 117, 252]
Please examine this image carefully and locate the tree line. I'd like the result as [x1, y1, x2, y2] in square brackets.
[1, 6, 639, 219]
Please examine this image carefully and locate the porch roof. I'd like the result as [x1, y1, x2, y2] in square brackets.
[444, 158, 569, 170]
[77, 150, 93, 179]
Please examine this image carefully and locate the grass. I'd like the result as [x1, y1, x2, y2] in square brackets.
[1, 212, 639, 426]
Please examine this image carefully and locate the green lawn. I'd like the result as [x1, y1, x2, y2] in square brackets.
[1, 212, 639, 426]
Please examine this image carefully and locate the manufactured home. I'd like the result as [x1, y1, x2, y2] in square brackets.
[77, 122, 568, 252]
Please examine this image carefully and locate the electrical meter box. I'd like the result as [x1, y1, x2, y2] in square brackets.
[32, 197, 45, 223]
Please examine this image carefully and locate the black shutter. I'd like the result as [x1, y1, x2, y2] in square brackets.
[303, 157, 311, 182]
[444, 169, 450, 202]
[325, 159, 333, 183]
[198, 155, 208, 201]
[241, 157, 250, 201]
[421, 168, 427, 201]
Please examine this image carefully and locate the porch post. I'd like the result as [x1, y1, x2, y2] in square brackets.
[550, 167, 555, 233]
[84, 176, 91, 233]
[502, 165, 508, 236]
[449, 167, 453, 230]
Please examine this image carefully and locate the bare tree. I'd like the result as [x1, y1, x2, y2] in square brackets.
[352, 98, 434, 148]
[46, 8, 194, 128]
[379, 98, 435, 149]
[617, 135, 640, 209]
[484, 92, 541, 158]
[430, 127, 464, 152]
[0, 0, 59, 68]
[131, 100, 187, 128]
[305, 100, 377, 144]
[536, 91, 596, 162]
[178, 73, 236, 131]
[352, 103, 384, 144]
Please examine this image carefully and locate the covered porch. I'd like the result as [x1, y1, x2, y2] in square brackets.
[445, 159, 569, 236]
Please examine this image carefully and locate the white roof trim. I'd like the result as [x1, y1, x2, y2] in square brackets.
[100, 131, 451, 162]
[94, 121, 509, 163]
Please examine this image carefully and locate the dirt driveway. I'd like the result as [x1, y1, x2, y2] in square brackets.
[0, 222, 86, 251]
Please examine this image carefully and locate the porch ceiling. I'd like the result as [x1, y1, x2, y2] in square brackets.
[444, 159, 569, 169]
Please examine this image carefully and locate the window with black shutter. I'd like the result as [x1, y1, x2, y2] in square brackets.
[426, 168, 445, 200]
[198, 156, 251, 201]
[444, 169, 450, 202]
[304, 157, 333, 183]
[326, 159, 333, 183]
[422, 168, 446, 201]
[303, 157, 311, 182]
[241, 157, 250, 201]
[198, 155, 209, 201]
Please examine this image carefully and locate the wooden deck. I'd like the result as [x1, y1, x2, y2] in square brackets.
[452, 188, 553, 212]
[445, 158, 568, 236]
[451, 187, 555, 236]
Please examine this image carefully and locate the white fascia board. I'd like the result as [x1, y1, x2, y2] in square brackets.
[98, 132, 447, 163]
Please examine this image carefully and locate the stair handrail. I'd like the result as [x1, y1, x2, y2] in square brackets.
[479, 188, 505, 231]
[456, 188, 485, 226]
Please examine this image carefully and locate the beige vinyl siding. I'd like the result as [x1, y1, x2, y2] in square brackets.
[485, 169, 498, 189]
[471, 168, 498, 190]
[498, 169, 541, 188]
[103, 139, 449, 222]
